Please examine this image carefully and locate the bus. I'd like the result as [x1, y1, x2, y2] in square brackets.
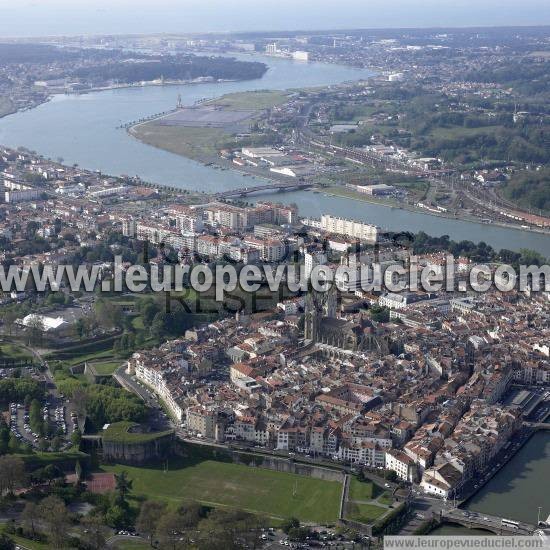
[501, 518, 519, 529]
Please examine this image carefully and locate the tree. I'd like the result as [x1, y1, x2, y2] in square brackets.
[75, 318, 86, 339]
[149, 312, 165, 340]
[72, 387, 88, 419]
[26, 315, 45, 345]
[38, 495, 69, 548]
[196, 509, 263, 550]
[370, 305, 389, 323]
[385, 470, 398, 482]
[0, 420, 9, 455]
[105, 504, 133, 530]
[7, 433, 20, 454]
[142, 301, 161, 326]
[288, 527, 310, 542]
[51, 435, 62, 452]
[156, 511, 186, 550]
[75, 460, 83, 484]
[95, 299, 123, 331]
[114, 471, 133, 505]
[281, 517, 300, 534]
[0, 534, 14, 550]
[0, 456, 26, 495]
[136, 500, 166, 547]
[29, 399, 44, 436]
[42, 463, 63, 485]
[2, 311, 18, 336]
[71, 429, 82, 449]
[81, 514, 109, 550]
[21, 501, 40, 539]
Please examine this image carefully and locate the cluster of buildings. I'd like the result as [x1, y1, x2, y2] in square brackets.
[123, 266, 548, 499]
[229, 147, 317, 179]
[1, 147, 548, 502]
[124, 201, 298, 263]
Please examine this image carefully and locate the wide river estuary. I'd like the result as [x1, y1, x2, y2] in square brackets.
[0, 52, 548, 257]
[0, 52, 548, 525]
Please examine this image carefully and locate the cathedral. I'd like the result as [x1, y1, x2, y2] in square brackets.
[304, 285, 388, 353]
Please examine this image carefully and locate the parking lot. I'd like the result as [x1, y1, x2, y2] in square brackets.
[9, 397, 76, 451]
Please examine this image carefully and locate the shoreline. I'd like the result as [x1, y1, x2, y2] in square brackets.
[126, 114, 550, 239]
[2, 51, 548, 244]
[318, 188, 550, 238]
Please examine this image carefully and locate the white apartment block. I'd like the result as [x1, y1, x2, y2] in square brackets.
[338, 442, 386, 467]
[305, 250, 328, 279]
[5, 188, 41, 203]
[385, 449, 417, 482]
[186, 406, 217, 439]
[321, 214, 379, 244]
[130, 356, 187, 422]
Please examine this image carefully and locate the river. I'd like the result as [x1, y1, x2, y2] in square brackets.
[0, 53, 549, 256]
[431, 431, 550, 535]
[0, 54, 371, 193]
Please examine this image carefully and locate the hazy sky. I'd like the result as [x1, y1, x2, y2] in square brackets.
[0, 0, 549, 37]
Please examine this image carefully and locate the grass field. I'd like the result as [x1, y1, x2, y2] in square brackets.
[207, 90, 289, 110]
[428, 124, 501, 140]
[378, 491, 394, 506]
[131, 124, 229, 161]
[114, 541, 150, 550]
[0, 96, 14, 118]
[0, 525, 50, 550]
[131, 89, 289, 162]
[345, 477, 392, 525]
[0, 342, 33, 360]
[348, 478, 381, 501]
[91, 361, 122, 375]
[103, 458, 342, 523]
[347, 502, 387, 523]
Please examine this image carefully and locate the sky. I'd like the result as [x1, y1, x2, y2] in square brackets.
[0, 0, 549, 37]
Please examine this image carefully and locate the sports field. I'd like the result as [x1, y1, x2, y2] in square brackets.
[103, 458, 342, 523]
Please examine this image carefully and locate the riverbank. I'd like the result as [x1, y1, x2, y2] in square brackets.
[2, 52, 548, 255]
[0, 95, 51, 120]
[427, 430, 550, 535]
[125, 80, 550, 239]
[320, 186, 550, 238]
[129, 89, 290, 163]
[67, 77, 241, 96]
[464, 431, 550, 524]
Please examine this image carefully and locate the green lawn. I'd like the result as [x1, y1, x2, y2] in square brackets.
[0, 96, 14, 118]
[347, 502, 387, 523]
[103, 458, 342, 523]
[0, 342, 33, 360]
[114, 540, 150, 550]
[131, 124, 230, 162]
[428, 124, 502, 140]
[0, 526, 50, 550]
[91, 361, 122, 375]
[207, 90, 289, 110]
[348, 478, 381, 501]
[103, 422, 173, 444]
[378, 491, 394, 506]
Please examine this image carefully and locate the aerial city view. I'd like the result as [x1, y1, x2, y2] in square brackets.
[0, 0, 549, 548]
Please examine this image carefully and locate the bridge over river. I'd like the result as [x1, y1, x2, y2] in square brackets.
[441, 509, 535, 535]
[214, 181, 312, 198]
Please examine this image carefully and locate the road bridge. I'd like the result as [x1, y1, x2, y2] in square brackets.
[214, 181, 311, 198]
[441, 509, 535, 535]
